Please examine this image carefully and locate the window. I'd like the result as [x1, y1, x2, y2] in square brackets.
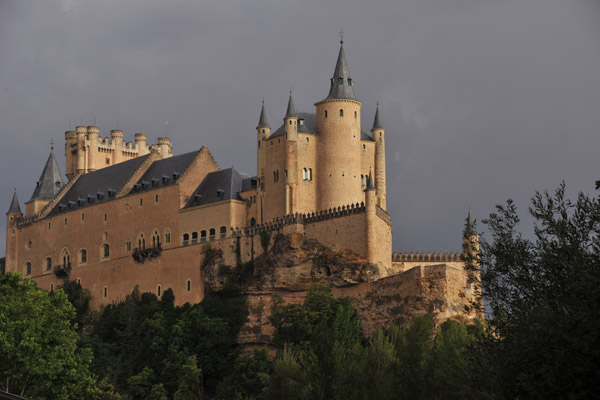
[339, 109, 344, 117]
[155, 194, 159, 203]
[285, 169, 288, 178]
[192, 232, 198, 244]
[258, 141, 261, 148]
[61, 249, 71, 268]
[140, 198, 143, 206]
[165, 230, 171, 244]
[220, 226, 226, 239]
[250, 218, 256, 226]
[270, 140, 273, 146]
[137, 234, 146, 250]
[354, 110, 357, 118]
[27, 241, 32, 249]
[183, 233, 190, 246]
[77, 278, 81, 285]
[363, 144, 366, 149]
[9, 216, 13, 221]
[209, 228, 216, 241]
[339, 77, 343, 84]
[64, 217, 68, 226]
[273, 170, 279, 183]
[104, 214, 108, 222]
[102, 243, 110, 259]
[126, 241, 132, 252]
[262, 129, 265, 134]
[157, 285, 162, 297]
[25, 262, 31, 275]
[43, 257, 51, 271]
[200, 230, 207, 243]
[104, 286, 108, 298]
[348, 78, 353, 86]
[80, 249, 87, 264]
[278, 138, 281, 143]
[306, 137, 309, 143]
[48, 222, 51, 231]
[187, 280, 191, 292]
[325, 110, 328, 118]
[308, 168, 313, 181]
[81, 213, 85, 222]
[303, 168, 307, 180]
[50, 283, 54, 292]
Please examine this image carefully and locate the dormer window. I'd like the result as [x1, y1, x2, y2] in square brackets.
[348, 78, 353, 86]
[162, 175, 170, 184]
[216, 189, 225, 199]
[299, 119, 304, 126]
[55, 181, 61, 187]
[107, 189, 115, 197]
[339, 77, 343, 84]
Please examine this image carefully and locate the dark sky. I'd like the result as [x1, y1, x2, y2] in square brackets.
[1, 0, 599, 256]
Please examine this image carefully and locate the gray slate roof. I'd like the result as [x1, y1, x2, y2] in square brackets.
[257, 102, 269, 128]
[285, 93, 297, 118]
[28, 151, 65, 202]
[270, 112, 374, 141]
[324, 43, 357, 101]
[129, 150, 199, 194]
[372, 105, 384, 130]
[185, 167, 245, 208]
[7, 191, 22, 215]
[241, 176, 258, 192]
[464, 209, 476, 237]
[47, 155, 150, 216]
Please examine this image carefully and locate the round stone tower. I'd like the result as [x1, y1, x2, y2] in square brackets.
[315, 41, 363, 211]
[87, 125, 100, 172]
[256, 101, 270, 223]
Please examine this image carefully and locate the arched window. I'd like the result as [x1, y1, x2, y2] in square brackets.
[192, 232, 198, 244]
[200, 230, 207, 243]
[303, 168, 307, 180]
[45, 257, 52, 272]
[220, 226, 227, 239]
[183, 233, 190, 246]
[61, 249, 71, 268]
[250, 218, 256, 226]
[102, 243, 110, 259]
[152, 230, 160, 248]
[50, 283, 54, 292]
[209, 228, 216, 241]
[308, 168, 313, 181]
[339, 109, 343, 117]
[164, 229, 172, 244]
[137, 233, 146, 250]
[79, 248, 87, 264]
[25, 262, 31, 276]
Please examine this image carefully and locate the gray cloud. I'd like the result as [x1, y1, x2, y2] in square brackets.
[1, 0, 599, 253]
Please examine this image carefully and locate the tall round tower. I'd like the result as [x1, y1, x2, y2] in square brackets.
[87, 125, 100, 172]
[371, 104, 387, 210]
[256, 101, 270, 223]
[284, 92, 299, 214]
[64, 130, 76, 180]
[315, 41, 363, 211]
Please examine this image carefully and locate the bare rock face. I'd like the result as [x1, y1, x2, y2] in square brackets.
[201, 233, 478, 347]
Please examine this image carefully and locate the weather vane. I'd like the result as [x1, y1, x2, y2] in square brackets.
[50, 138, 54, 151]
[339, 29, 345, 44]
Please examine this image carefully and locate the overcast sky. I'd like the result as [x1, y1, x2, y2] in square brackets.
[1, 0, 599, 255]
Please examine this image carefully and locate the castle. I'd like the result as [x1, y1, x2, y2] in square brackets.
[5, 41, 478, 325]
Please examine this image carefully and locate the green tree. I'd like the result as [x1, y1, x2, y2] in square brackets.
[0, 272, 101, 399]
[57, 279, 92, 330]
[174, 355, 202, 400]
[217, 346, 272, 399]
[480, 183, 600, 398]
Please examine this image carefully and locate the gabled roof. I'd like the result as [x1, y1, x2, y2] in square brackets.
[270, 112, 374, 142]
[129, 150, 200, 194]
[28, 150, 65, 202]
[7, 191, 22, 215]
[184, 167, 246, 208]
[324, 42, 357, 101]
[47, 155, 150, 216]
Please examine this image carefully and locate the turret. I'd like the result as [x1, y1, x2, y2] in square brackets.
[157, 137, 173, 159]
[110, 130, 124, 164]
[256, 101, 270, 221]
[64, 130, 76, 180]
[75, 126, 87, 175]
[315, 40, 363, 211]
[25, 147, 65, 215]
[135, 133, 149, 155]
[87, 126, 100, 172]
[462, 209, 479, 259]
[371, 104, 386, 210]
[283, 93, 299, 214]
[6, 191, 22, 273]
[364, 171, 377, 260]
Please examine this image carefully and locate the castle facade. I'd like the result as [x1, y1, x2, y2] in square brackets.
[5, 42, 474, 312]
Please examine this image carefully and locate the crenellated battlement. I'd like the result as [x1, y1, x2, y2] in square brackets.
[392, 250, 462, 263]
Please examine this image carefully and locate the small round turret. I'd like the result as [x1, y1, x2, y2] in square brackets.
[135, 133, 149, 155]
[110, 130, 124, 163]
[157, 137, 173, 158]
[65, 130, 77, 180]
[75, 126, 87, 174]
[87, 126, 100, 172]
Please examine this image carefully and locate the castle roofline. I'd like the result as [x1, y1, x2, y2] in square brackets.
[28, 150, 65, 203]
[7, 191, 22, 215]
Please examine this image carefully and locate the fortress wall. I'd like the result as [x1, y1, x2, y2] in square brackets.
[304, 211, 368, 258]
[369, 211, 393, 271]
[294, 133, 318, 214]
[263, 136, 286, 221]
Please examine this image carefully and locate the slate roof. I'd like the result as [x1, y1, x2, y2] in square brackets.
[270, 112, 374, 141]
[7, 191, 22, 215]
[257, 102, 270, 128]
[47, 155, 150, 217]
[241, 176, 258, 192]
[372, 105, 384, 130]
[285, 93, 297, 118]
[324, 43, 357, 101]
[129, 150, 199, 194]
[185, 167, 246, 208]
[28, 150, 65, 202]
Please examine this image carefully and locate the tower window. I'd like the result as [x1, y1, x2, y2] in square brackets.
[308, 168, 313, 181]
[348, 78, 353, 86]
[104, 214, 108, 222]
[50, 283, 54, 292]
[258, 141, 261, 148]
[285, 170, 288, 178]
[64, 217, 68, 226]
[81, 213, 85, 222]
[339, 77, 343, 84]
[155, 194, 159, 203]
[363, 144, 366, 149]
[270, 140, 273, 146]
[303, 168, 307, 180]
[306, 137, 309, 143]
[354, 111, 357, 118]
[339, 109, 343, 117]
[140, 198, 143, 206]
[325, 110, 328, 118]
[187, 280, 191, 292]
[48, 222, 51, 231]
[157, 285, 162, 297]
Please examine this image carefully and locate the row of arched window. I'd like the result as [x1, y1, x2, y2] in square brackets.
[324, 109, 358, 118]
[23, 245, 108, 276]
[132, 229, 172, 251]
[182, 226, 227, 246]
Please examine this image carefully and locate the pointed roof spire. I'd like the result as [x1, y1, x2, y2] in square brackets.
[285, 91, 296, 118]
[372, 102, 384, 130]
[464, 208, 476, 237]
[366, 170, 375, 190]
[325, 40, 357, 101]
[257, 100, 270, 128]
[28, 149, 65, 202]
[7, 190, 22, 215]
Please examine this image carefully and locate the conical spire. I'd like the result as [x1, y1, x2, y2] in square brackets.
[257, 100, 269, 128]
[372, 103, 384, 130]
[366, 170, 375, 190]
[7, 190, 22, 215]
[285, 91, 296, 118]
[28, 149, 65, 202]
[464, 208, 476, 237]
[325, 41, 357, 101]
